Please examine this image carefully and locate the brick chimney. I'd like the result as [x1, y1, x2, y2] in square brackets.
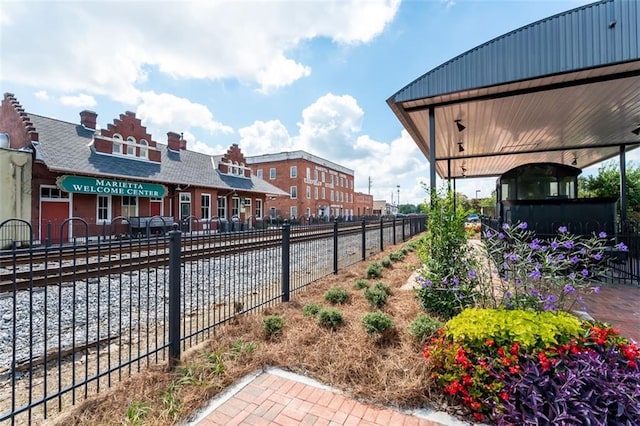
[179, 137, 187, 150]
[80, 110, 98, 129]
[167, 131, 181, 151]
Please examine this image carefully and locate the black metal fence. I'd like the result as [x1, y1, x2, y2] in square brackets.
[0, 215, 426, 424]
[480, 217, 640, 285]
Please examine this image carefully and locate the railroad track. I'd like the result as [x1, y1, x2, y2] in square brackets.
[0, 223, 385, 291]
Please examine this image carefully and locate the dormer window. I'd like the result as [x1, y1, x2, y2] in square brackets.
[233, 161, 239, 175]
[112, 134, 123, 154]
[139, 139, 148, 159]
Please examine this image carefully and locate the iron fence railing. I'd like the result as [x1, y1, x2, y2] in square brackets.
[0, 215, 427, 424]
[480, 217, 640, 286]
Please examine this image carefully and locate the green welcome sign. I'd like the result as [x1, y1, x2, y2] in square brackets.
[57, 175, 168, 198]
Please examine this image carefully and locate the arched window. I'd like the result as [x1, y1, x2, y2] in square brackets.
[233, 161, 239, 175]
[112, 134, 123, 154]
[139, 139, 148, 159]
[126, 136, 136, 155]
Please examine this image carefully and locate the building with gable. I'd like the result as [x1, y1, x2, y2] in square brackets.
[0, 93, 287, 244]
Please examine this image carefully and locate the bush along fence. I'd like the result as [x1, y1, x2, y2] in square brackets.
[0, 215, 426, 424]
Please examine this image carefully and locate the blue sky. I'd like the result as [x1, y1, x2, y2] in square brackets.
[2, 0, 610, 204]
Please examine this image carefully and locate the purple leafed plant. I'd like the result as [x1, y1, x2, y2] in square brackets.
[496, 346, 640, 425]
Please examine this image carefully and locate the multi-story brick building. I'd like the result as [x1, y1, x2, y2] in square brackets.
[0, 93, 287, 244]
[353, 192, 374, 217]
[245, 151, 365, 221]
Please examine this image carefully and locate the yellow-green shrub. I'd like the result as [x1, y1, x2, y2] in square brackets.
[445, 308, 582, 349]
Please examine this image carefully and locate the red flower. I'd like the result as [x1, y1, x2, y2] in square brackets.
[500, 392, 509, 401]
[470, 401, 482, 411]
[510, 342, 521, 356]
[485, 339, 495, 346]
[497, 347, 506, 357]
[473, 413, 484, 421]
[509, 365, 520, 374]
[462, 375, 472, 385]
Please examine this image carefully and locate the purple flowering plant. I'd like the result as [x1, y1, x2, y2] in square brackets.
[477, 222, 624, 312]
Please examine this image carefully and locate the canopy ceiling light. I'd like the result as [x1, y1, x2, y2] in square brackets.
[455, 119, 466, 132]
[457, 141, 465, 152]
[632, 125, 640, 136]
[571, 156, 578, 166]
[461, 165, 467, 177]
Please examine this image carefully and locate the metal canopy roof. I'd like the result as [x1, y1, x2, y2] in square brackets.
[387, 0, 640, 180]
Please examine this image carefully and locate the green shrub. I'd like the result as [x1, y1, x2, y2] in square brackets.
[364, 287, 388, 309]
[353, 279, 369, 290]
[262, 315, 286, 339]
[408, 314, 442, 342]
[401, 247, 409, 255]
[381, 257, 392, 268]
[445, 308, 583, 349]
[324, 287, 350, 304]
[302, 303, 322, 317]
[362, 311, 394, 336]
[416, 188, 478, 320]
[373, 281, 392, 295]
[389, 251, 404, 262]
[317, 308, 344, 330]
[366, 262, 383, 279]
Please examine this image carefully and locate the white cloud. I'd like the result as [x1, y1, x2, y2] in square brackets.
[238, 120, 295, 155]
[297, 93, 364, 158]
[34, 90, 49, 101]
[59, 93, 96, 108]
[1, 1, 399, 98]
[136, 91, 233, 137]
[256, 54, 312, 94]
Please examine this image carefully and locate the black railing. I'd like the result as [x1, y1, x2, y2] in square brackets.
[0, 215, 427, 423]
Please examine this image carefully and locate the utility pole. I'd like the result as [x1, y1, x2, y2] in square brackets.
[368, 176, 372, 194]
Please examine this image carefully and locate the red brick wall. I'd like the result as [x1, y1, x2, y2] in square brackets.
[251, 157, 355, 220]
[353, 192, 374, 216]
[0, 93, 37, 150]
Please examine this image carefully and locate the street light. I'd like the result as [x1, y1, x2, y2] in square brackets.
[396, 185, 400, 207]
[475, 189, 481, 199]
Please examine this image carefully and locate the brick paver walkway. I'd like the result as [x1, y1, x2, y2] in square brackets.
[190, 369, 455, 426]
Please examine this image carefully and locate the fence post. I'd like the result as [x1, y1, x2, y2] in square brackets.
[392, 216, 396, 245]
[402, 218, 406, 241]
[333, 219, 338, 274]
[379, 217, 384, 252]
[168, 224, 182, 369]
[282, 221, 291, 301]
[361, 219, 366, 260]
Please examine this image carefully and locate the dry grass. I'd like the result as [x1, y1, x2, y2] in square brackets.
[52, 239, 444, 425]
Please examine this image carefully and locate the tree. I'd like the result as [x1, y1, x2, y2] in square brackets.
[579, 161, 640, 220]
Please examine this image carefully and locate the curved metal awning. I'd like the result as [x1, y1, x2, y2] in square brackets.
[387, 0, 640, 180]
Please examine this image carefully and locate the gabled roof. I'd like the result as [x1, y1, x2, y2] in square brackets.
[28, 114, 288, 196]
[387, 0, 640, 179]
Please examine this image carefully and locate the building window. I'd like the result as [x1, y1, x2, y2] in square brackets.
[322, 172, 325, 182]
[306, 186, 311, 199]
[306, 167, 311, 179]
[201, 194, 211, 219]
[314, 169, 318, 181]
[270, 207, 276, 218]
[290, 186, 297, 199]
[290, 166, 297, 178]
[126, 136, 136, 155]
[256, 169, 263, 179]
[330, 190, 334, 202]
[290, 206, 297, 219]
[40, 186, 68, 199]
[314, 187, 318, 200]
[233, 161, 240, 175]
[322, 188, 325, 199]
[139, 139, 148, 159]
[112, 134, 123, 155]
[97, 195, 110, 223]
[269, 168, 276, 180]
[232, 197, 240, 217]
[306, 207, 311, 217]
[255, 199, 263, 218]
[122, 196, 138, 217]
[217, 196, 226, 218]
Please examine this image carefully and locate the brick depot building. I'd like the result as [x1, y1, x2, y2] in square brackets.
[0, 93, 287, 244]
[245, 151, 373, 221]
